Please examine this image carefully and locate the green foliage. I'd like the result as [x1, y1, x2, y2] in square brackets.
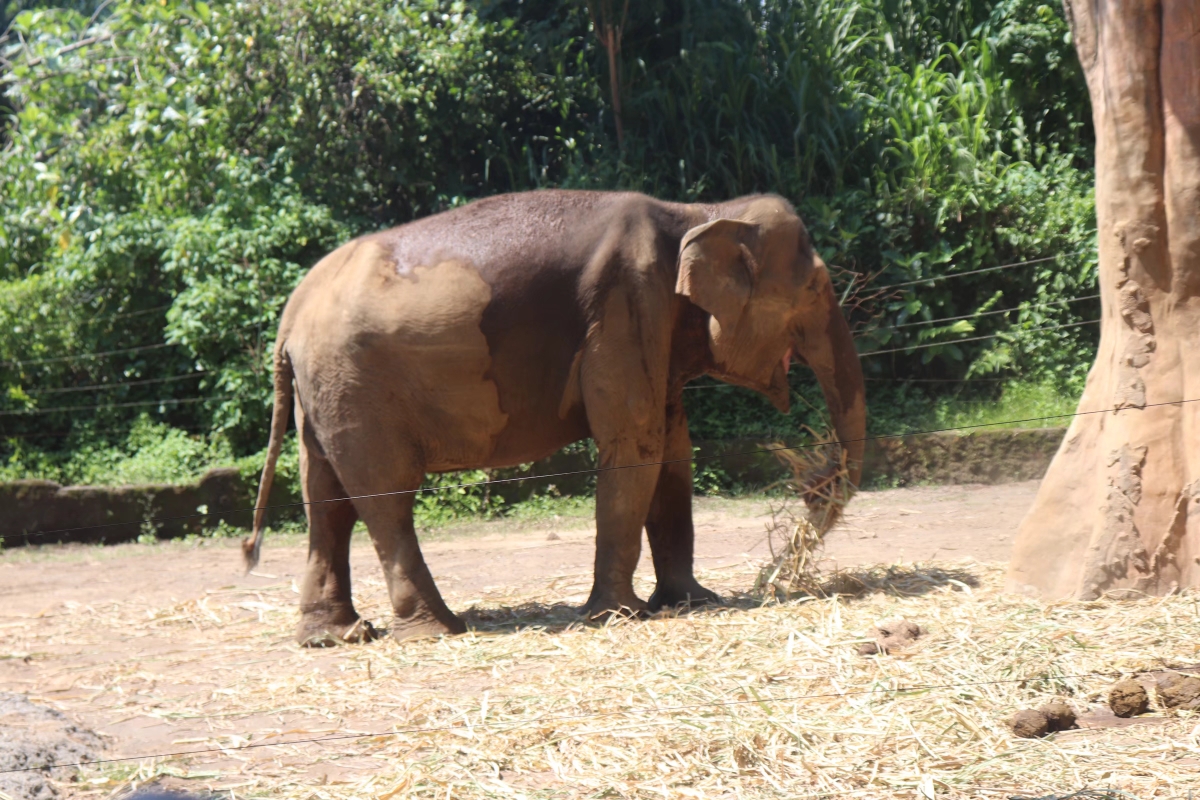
[1, 0, 1101, 507]
[0, 0, 583, 451]
[413, 470, 495, 525]
[0, 414, 233, 484]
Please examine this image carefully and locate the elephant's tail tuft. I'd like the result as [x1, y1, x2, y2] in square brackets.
[243, 342, 294, 573]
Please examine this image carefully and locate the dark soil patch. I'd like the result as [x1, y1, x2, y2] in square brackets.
[0, 693, 102, 800]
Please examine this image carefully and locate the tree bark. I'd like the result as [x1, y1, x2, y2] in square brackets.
[1007, 0, 1200, 599]
[587, 0, 628, 149]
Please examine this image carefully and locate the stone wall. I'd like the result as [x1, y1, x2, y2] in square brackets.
[0, 428, 1067, 547]
[0, 468, 285, 547]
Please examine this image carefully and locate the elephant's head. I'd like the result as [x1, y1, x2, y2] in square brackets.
[676, 196, 867, 493]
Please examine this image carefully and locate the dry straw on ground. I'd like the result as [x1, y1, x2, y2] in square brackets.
[756, 428, 852, 599]
[3, 554, 1200, 799]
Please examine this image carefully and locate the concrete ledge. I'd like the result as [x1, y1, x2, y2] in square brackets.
[1, 468, 270, 546]
[0, 428, 1066, 546]
[683, 427, 1066, 489]
[861, 427, 1067, 486]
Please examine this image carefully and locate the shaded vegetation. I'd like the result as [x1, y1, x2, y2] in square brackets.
[0, 0, 1097, 496]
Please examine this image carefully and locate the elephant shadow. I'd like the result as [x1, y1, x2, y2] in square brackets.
[455, 596, 765, 635]
[812, 563, 981, 599]
[460, 601, 588, 635]
[439, 564, 980, 636]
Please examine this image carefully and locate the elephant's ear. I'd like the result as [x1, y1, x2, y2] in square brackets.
[675, 218, 756, 330]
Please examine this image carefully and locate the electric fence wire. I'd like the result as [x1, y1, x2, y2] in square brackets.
[875, 293, 1099, 331]
[11, 301, 1094, 404]
[0, 394, 230, 418]
[0, 423, 210, 441]
[683, 317, 1099, 392]
[2, 340, 180, 368]
[2, 308, 1092, 404]
[0, 249, 1092, 371]
[857, 318, 1099, 357]
[25, 371, 207, 396]
[3, 396, 1196, 545]
[85, 301, 173, 324]
[0, 668, 1136, 776]
[0, 309, 1093, 412]
[872, 250, 1090, 292]
[2, 319, 269, 369]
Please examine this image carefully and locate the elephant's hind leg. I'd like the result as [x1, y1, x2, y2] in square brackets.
[365, 492, 466, 640]
[296, 426, 375, 647]
[340, 464, 466, 641]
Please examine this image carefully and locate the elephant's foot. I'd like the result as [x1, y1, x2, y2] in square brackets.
[579, 588, 649, 621]
[647, 580, 721, 612]
[297, 603, 379, 647]
[391, 612, 467, 642]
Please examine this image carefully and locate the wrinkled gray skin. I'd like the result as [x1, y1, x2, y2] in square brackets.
[246, 190, 866, 644]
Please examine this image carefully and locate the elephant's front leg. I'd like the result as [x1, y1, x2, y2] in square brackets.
[582, 435, 663, 618]
[578, 286, 672, 619]
[645, 398, 720, 611]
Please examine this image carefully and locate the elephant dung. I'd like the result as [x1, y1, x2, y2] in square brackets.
[1108, 679, 1150, 718]
[1037, 700, 1078, 732]
[1008, 709, 1050, 739]
[1157, 673, 1200, 710]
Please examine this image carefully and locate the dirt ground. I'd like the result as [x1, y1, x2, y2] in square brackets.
[0, 484, 1028, 775]
[0, 481, 1034, 618]
[3, 480, 1196, 798]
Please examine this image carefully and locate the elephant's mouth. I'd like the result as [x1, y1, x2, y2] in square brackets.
[708, 349, 793, 414]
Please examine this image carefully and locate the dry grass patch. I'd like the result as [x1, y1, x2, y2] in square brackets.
[3, 559, 1199, 799]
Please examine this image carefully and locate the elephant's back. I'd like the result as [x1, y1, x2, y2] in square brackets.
[281, 237, 513, 470]
[373, 190, 633, 282]
[276, 190, 679, 469]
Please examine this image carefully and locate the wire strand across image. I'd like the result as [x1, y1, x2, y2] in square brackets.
[857, 319, 1099, 357]
[0, 668, 1131, 776]
[4, 396, 1196, 545]
[0, 249, 1092, 373]
[872, 251, 1089, 292]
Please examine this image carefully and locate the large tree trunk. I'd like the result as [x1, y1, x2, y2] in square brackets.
[1007, 0, 1200, 599]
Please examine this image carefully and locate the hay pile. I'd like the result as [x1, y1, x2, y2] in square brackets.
[5, 557, 1200, 800]
[756, 431, 853, 600]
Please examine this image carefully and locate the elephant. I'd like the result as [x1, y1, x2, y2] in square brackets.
[244, 190, 866, 644]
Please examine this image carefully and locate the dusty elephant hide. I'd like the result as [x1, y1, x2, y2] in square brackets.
[245, 190, 867, 644]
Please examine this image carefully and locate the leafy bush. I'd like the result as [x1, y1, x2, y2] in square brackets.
[0, 414, 234, 484]
[0, 0, 1100, 500]
[0, 0, 583, 452]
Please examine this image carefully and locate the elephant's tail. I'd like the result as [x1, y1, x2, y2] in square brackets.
[243, 341, 294, 573]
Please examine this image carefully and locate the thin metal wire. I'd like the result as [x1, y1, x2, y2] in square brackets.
[0, 668, 1127, 776]
[25, 371, 207, 396]
[858, 319, 1098, 357]
[5, 396, 1195, 544]
[86, 302, 173, 324]
[2, 319, 265, 369]
[0, 423, 210, 441]
[1, 251, 1087, 370]
[2, 341, 180, 368]
[871, 294, 1099, 333]
[683, 318, 1100, 392]
[0, 394, 229, 418]
[874, 251, 1089, 292]
[863, 376, 1006, 383]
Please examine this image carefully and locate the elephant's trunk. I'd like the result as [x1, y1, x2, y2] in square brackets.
[793, 264, 867, 516]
